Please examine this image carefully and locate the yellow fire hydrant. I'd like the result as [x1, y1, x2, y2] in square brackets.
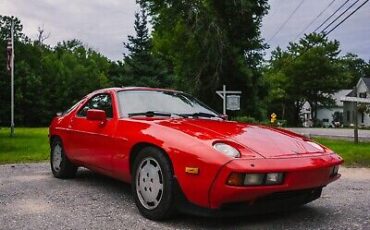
[270, 113, 277, 124]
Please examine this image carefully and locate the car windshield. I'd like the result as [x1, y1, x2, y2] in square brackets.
[117, 90, 219, 118]
[62, 99, 84, 115]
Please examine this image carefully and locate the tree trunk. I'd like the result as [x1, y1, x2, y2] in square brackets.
[294, 100, 301, 126]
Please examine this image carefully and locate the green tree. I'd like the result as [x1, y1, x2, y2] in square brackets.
[120, 6, 171, 87]
[42, 39, 112, 119]
[340, 53, 370, 86]
[0, 15, 27, 41]
[0, 16, 30, 126]
[265, 33, 351, 125]
[0, 16, 113, 126]
[139, 0, 269, 118]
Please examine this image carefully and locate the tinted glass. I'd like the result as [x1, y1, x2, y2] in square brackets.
[77, 94, 113, 118]
[117, 90, 218, 117]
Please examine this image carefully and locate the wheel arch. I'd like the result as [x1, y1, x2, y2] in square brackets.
[49, 135, 61, 147]
[129, 142, 174, 175]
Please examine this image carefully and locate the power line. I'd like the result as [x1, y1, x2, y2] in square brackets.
[324, 0, 369, 36]
[313, 0, 350, 33]
[321, 0, 362, 34]
[292, 0, 368, 62]
[268, 0, 306, 43]
[269, 0, 368, 64]
[295, 0, 336, 40]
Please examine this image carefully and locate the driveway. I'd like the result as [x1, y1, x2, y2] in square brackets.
[0, 163, 369, 229]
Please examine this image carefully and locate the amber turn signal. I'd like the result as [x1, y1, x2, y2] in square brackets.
[226, 172, 244, 186]
[185, 167, 199, 175]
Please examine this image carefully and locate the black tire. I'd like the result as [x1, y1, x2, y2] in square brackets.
[132, 146, 177, 220]
[50, 137, 77, 178]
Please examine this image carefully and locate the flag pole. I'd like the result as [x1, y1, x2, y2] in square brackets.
[10, 19, 15, 137]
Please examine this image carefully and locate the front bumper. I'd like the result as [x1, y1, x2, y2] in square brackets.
[178, 186, 323, 217]
[208, 154, 343, 209]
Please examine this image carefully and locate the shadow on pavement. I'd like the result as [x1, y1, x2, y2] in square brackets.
[69, 167, 330, 228]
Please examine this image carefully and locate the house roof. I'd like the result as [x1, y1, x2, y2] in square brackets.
[332, 89, 352, 106]
[362, 77, 370, 89]
[346, 89, 356, 97]
[345, 77, 370, 97]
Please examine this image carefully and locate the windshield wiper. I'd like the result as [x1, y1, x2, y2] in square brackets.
[128, 111, 174, 117]
[179, 112, 219, 118]
[128, 111, 218, 119]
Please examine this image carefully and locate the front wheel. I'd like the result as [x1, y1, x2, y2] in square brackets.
[132, 147, 177, 220]
[50, 138, 77, 178]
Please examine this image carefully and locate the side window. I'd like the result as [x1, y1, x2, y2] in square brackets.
[77, 94, 113, 118]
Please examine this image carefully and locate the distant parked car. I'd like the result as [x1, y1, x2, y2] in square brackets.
[49, 87, 343, 220]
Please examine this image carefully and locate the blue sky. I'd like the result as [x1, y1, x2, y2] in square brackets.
[1, 0, 369, 61]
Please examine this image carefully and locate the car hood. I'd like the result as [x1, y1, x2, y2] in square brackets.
[155, 119, 329, 158]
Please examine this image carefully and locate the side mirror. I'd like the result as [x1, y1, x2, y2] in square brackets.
[87, 109, 107, 121]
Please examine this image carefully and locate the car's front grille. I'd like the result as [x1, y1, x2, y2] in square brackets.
[221, 187, 323, 212]
[257, 187, 322, 202]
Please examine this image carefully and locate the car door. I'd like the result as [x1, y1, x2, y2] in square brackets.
[69, 93, 117, 172]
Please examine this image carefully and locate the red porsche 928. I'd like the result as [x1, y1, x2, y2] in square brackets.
[49, 87, 343, 220]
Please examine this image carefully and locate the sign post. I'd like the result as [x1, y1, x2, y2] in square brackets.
[216, 85, 242, 115]
[353, 87, 358, 144]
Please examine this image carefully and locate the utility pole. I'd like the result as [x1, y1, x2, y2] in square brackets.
[353, 86, 358, 144]
[341, 87, 370, 144]
[10, 19, 15, 137]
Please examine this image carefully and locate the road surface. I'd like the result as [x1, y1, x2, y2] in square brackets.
[0, 163, 369, 229]
[288, 128, 370, 141]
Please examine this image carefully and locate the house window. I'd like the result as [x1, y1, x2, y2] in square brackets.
[362, 112, 365, 123]
[347, 111, 350, 122]
[359, 92, 367, 98]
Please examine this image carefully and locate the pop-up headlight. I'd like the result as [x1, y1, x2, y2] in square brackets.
[213, 143, 241, 158]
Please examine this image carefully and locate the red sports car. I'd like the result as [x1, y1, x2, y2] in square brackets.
[49, 87, 343, 220]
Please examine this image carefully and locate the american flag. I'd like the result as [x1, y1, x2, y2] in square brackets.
[6, 38, 12, 72]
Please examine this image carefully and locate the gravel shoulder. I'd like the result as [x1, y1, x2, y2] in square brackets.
[0, 163, 369, 229]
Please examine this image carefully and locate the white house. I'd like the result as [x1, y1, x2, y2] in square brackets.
[316, 89, 352, 127]
[343, 78, 370, 128]
[300, 89, 352, 127]
[300, 77, 370, 128]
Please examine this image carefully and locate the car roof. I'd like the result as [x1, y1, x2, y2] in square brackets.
[90, 87, 183, 95]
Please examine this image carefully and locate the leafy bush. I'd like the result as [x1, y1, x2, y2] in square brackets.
[232, 116, 287, 127]
[232, 116, 258, 123]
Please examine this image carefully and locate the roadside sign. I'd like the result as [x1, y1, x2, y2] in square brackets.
[226, 95, 240, 111]
[216, 85, 242, 115]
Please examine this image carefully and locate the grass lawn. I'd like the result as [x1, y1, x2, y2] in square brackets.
[0, 127, 49, 164]
[0, 128, 369, 167]
[315, 138, 370, 167]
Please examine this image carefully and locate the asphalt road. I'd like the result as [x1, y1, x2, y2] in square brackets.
[0, 163, 369, 230]
[288, 128, 370, 141]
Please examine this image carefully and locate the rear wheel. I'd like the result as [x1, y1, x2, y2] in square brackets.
[132, 147, 177, 220]
[50, 138, 77, 178]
